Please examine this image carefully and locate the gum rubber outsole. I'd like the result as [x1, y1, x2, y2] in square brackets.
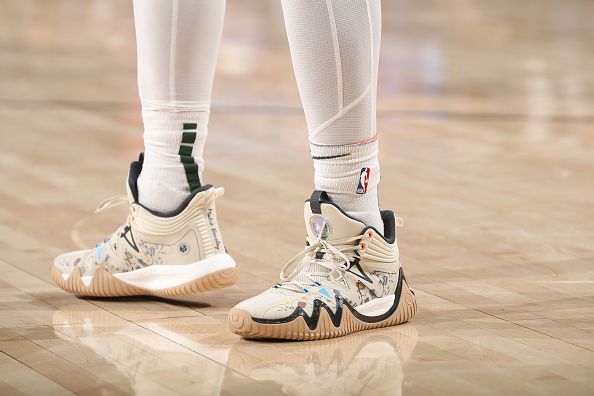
[51, 265, 238, 297]
[228, 279, 417, 341]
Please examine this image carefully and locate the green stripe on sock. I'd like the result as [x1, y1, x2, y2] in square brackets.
[181, 132, 197, 144]
[184, 164, 201, 190]
[184, 163, 199, 177]
[181, 159, 201, 191]
[188, 179, 201, 190]
[179, 123, 201, 191]
[179, 145, 193, 156]
[180, 155, 194, 164]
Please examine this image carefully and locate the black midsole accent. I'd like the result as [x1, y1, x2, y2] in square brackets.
[252, 267, 405, 331]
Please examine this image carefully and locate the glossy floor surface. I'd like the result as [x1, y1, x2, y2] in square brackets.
[1, 1, 594, 395]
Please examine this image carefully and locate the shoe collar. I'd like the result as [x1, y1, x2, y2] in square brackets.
[305, 190, 396, 244]
[127, 153, 214, 218]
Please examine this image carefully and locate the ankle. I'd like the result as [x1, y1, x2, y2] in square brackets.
[138, 110, 208, 212]
[137, 174, 188, 212]
[311, 139, 383, 233]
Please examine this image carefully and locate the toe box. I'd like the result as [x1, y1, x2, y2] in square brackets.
[53, 249, 93, 277]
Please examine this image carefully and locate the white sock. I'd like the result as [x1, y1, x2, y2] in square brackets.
[132, 0, 225, 212]
[139, 110, 208, 212]
[311, 139, 383, 232]
[281, 0, 383, 233]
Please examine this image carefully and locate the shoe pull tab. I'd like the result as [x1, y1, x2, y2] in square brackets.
[309, 190, 331, 214]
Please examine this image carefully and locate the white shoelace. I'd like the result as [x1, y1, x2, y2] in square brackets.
[95, 195, 129, 214]
[277, 232, 371, 293]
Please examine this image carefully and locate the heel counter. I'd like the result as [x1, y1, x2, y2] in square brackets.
[193, 190, 226, 257]
[205, 205, 226, 254]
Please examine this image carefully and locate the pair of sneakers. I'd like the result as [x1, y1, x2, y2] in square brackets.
[52, 155, 417, 340]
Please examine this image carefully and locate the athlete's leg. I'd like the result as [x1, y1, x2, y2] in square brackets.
[228, 0, 416, 341]
[134, 0, 225, 212]
[281, 0, 383, 233]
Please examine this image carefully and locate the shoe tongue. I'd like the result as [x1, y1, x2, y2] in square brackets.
[280, 192, 365, 292]
[304, 191, 366, 241]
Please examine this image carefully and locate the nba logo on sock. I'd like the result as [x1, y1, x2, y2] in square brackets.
[356, 167, 370, 194]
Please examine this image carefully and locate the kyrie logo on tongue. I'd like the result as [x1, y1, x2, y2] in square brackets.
[310, 215, 332, 239]
[356, 167, 370, 194]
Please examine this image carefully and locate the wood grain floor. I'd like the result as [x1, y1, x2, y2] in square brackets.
[1, 0, 594, 395]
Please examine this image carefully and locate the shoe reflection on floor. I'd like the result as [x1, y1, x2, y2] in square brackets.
[52, 303, 418, 395]
[226, 325, 418, 396]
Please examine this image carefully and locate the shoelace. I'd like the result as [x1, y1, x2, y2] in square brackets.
[93, 195, 132, 250]
[95, 195, 129, 214]
[277, 216, 404, 293]
[277, 232, 371, 293]
[89, 195, 131, 259]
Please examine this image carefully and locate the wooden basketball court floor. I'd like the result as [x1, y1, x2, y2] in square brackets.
[1, 1, 593, 395]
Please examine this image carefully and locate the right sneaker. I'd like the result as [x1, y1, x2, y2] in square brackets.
[228, 190, 416, 340]
[52, 154, 237, 297]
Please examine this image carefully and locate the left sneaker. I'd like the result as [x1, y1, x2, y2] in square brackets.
[228, 191, 417, 340]
[52, 155, 237, 297]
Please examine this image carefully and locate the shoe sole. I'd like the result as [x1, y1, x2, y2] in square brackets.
[228, 269, 417, 341]
[51, 264, 237, 298]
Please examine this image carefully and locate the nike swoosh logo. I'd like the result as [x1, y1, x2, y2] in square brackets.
[311, 153, 351, 160]
[120, 225, 139, 253]
[346, 258, 373, 284]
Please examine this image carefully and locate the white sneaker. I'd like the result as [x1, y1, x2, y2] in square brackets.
[228, 191, 416, 340]
[52, 154, 237, 297]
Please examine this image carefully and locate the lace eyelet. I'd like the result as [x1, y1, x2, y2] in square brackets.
[366, 230, 374, 238]
[359, 242, 367, 251]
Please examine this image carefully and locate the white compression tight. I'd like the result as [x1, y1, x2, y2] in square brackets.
[281, 0, 384, 233]
[133, 0, 384, 232]
[133, 0, 225, 212]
